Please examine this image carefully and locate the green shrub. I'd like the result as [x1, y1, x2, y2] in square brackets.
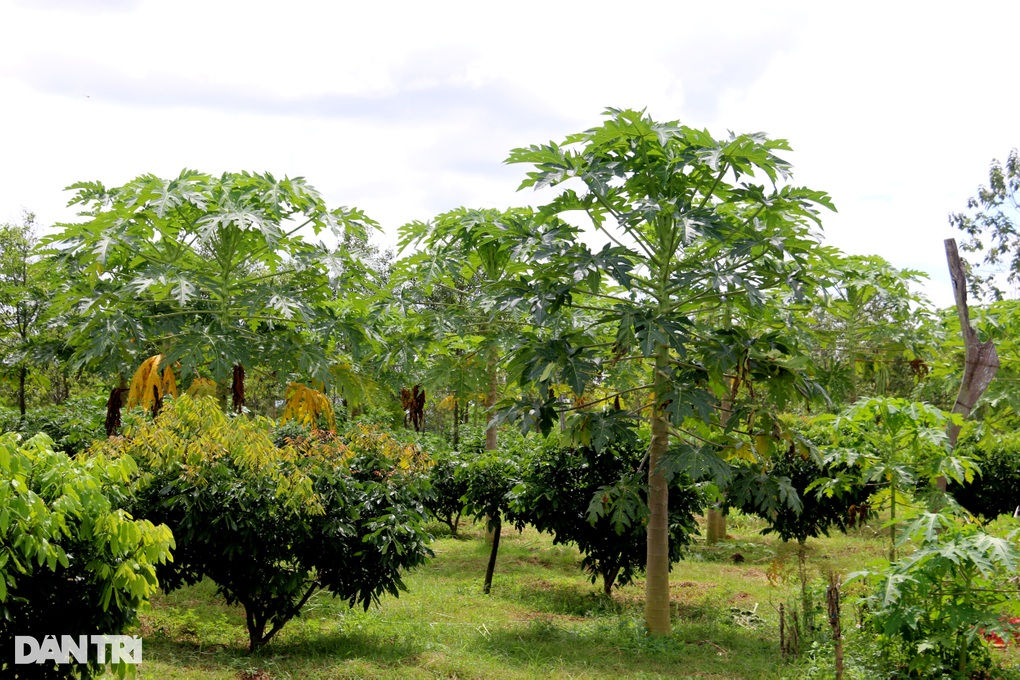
[0, 407, 18, 434]
[850, 511, 1018, 678]
[513, 435, 704, 595]
[98, 395, 433, 653]
[951, 431, 1020, 521]
[728, 445, 870, 544]
[0, 395, 107, 456]
[458, 444, 528, 594]
[0, 432, 173, 679]
[270, 419, 312, 448]
[423, 449, 469, 536]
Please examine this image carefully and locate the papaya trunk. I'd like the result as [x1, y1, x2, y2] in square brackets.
[889, 486, 897, 563]
[706, 508, 726, 544]
[453, 397, 460, 450]
[645, 346, 671, 635]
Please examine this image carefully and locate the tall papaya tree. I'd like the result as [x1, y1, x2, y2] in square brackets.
[394, 207, 537, 592]
[503, 108, 834, 634]
[45, 170, 375, 406]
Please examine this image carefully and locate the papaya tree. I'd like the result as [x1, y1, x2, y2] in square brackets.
[45, 170, 375, 407]
[819, 397, 976, 562]
[394, 207, 535, 446]
[502, 108, 835, 634]
[804, 255, 938, 405]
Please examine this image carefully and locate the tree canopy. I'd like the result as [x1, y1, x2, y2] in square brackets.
[501, 108, 836, 634]
[46, 170, 376, 388]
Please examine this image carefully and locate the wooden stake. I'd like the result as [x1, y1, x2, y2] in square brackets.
[827, 572, 843, 680]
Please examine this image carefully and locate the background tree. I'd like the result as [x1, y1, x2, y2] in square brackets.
[503, 108, 834, 634]
[394, 207, 534, 446]
[46, 170, 375, 404]
[805, 255, 937, 405]
[950, 148, 1020, 300]
[0, 212, 52, 418]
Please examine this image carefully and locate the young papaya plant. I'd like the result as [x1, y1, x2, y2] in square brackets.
[817, 397, 975, 562]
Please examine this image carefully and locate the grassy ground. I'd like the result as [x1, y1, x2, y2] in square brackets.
[114, 511, 912, 679]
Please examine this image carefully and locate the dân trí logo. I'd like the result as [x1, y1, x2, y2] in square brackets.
[14, 635, 142, 665]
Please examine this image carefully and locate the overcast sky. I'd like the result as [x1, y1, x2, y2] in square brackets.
[1, 1, 1018, 307]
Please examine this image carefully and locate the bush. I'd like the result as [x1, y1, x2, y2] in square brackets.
[951, 431, 1020, 521]
[0, 395, 107, 456]
[98, 395, 433, 652]
[0, 432, 173, 679]
[461, 448, 524, 594]
[270, 419, 312, 448]
[724, 420, 870, 640]
[513, 436, 704, 595]
[850, 511, 1018, 678]
[423, 448, 469, 536]
[728, 445, 871, 545]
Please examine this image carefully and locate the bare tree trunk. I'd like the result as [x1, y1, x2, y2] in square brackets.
[798, 538, 812, 633]
[231, 363, 246, 413]
[17, 364, 26, 418]
[482, 514, 501, 594]
[942, 239, 999, 477]
[707, 376, 738, 544]
[485, 358, 498, 451]
[827, 572, 844, 680]
[484, 357, 499, 547]
[645, 346, 671, 635]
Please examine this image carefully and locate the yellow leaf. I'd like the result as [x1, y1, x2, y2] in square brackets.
[280, 383, 336, 432]
[186, 377, 217, 398]
[127, 355, 177, 411]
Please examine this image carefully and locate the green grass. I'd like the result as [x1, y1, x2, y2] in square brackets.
[119, 513, 895, 679]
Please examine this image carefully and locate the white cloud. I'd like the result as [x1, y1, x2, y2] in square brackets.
[0, 0, 1018, 308]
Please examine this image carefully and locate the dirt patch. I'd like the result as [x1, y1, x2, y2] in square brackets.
[516, 611, 588, 623]
[669, 581, 717, 594]
[238, 671, 271, 680]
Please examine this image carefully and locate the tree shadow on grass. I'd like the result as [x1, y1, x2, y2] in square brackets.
[140, 627, 426, 672]
[478, 618, 781, 679]
[261, 628, 424, 662]
[499, 579, 630, 618]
